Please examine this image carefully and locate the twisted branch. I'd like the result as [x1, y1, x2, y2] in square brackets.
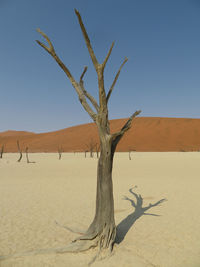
[79, 66, 99, 111]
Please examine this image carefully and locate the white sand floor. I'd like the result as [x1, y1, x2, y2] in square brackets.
[0, 152, 200, 266]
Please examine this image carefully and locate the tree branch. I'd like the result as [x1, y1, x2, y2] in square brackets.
[102, 42, 115, 70]
[111, 110, 141, 147]
[106, 57, 128, 102]
[75, 9, 99, 72]
[79, 67, 99, 111]
[36, 29, 97, 122]
[80, 66, 88, 81]
[119, 110, 141, 134]
[36, 29, 74, 81]
[75, 9, 107, 115]
[36, 28, 55, 55]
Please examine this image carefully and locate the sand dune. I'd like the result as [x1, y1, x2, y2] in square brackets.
[0, 152, 200, 266]
[0, 117, 200, 152]
[0, 130, 35, 137]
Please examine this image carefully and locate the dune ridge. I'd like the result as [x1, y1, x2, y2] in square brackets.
[0, 117, 200, 152]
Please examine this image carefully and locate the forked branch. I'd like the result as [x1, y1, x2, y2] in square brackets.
[36, 28, 55, 55]
[79, 66, 99, 111]
[74, 9, 107, 112]
[36, 28, 75, 82]
[107, 57, 128, 102]
[36, 29, 97, 122]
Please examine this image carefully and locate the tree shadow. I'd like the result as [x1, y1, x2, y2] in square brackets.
[115, 187, 167, 244]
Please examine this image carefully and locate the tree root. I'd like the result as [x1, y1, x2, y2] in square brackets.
[55, 220, 85, 235]
[0, 225, 116, 265]
[0, 239, 98, 262]
[72, 231, 98, 242]
[54, 220, 98, 244]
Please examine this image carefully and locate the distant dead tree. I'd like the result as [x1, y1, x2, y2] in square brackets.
[128, 148, 136, 160]
[95, 143, 100, 158]
[85, 139, 96, 158]
[25, 147, 35, 163]
[17, 140, 22, 162]
[0, 144, 4, 158]
[0, 9, 141, 261]
[84, 150, 88, 158]
[58, 146, 63, 160]
[129, 150, 131, 160]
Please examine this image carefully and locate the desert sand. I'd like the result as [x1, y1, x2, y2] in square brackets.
[0, 152, 200, 266]
[1, 117, 200, 152]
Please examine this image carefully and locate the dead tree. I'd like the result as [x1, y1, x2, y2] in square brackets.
[85, 139, 96, 158]
[0, 10, 140, 261]
[35, 9, 141, 254]
[58, 146, 63, 160]
[96, 143, 100, 158]
[25, 147, 35, 163]
[0, 9, 141, 263]
[25, 147, 30, 163]
[17, 141, 22, 162]
[0, 144, 4, 158]
[128, 148, 136, 160]
[84, 150, 88, 158]
[129, 150, 131, 160]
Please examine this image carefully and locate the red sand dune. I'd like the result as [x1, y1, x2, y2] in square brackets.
[0, 117, 200, 152]
[0, 130, 35, 137]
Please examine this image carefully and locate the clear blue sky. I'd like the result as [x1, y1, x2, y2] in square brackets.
[0, 0, 199, 133]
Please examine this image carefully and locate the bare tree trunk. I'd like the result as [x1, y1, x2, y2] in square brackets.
[0, 145, 4, 159]
[96, 144, 100, 158]
[86, 139, 96, 158]
[58, 147, 62, 160]
[17, 141, 22, 162]
[83, 138, 116, 249]
[129, 151, 131, 160]
[25, 147, 30, 163]
[25, 147, 35, 163]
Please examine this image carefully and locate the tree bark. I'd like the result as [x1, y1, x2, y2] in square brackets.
[17, 141, 22, 162]
[75, 128, 117, 250]
[26, 147, 30, 163]
[0, 145, 4, 158]
[58, 147, 62, 160]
